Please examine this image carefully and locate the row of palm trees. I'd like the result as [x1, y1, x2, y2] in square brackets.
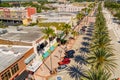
[76, 2, 96, 26]
[89, 3, 116, 72]
[66, 2, 117, 80]
[76, 2, 96, 20]
[41, 23, 74, 46]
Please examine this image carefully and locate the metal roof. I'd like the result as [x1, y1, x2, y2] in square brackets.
[0, 26, 44, 43]
[0, 45, 31, 73]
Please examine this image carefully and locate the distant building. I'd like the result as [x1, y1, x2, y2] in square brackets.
[58, 4, 84, 12]
[0, 7, 36, 21]
[31, 12, 77, 29]
[50, 3, 85, 12]
[0, 7, 36, 25]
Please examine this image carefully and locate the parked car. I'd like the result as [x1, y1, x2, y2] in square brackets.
[56, 76, 62, 80]
[65, 50, 75, 58]
[56, 65, 67, 72]
[58, 58, 70, 65]
[82, 26, 87, 29]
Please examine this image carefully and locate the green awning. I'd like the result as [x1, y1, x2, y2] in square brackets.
[50, 46, 55, 51]
[42, 51, 50, 58]
[24, 53, 36, 64]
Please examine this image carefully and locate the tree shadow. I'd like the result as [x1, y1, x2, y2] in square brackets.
[79, 47, 90, 54]
[74, 55, 88, 65]
[86, 33, 92, 37]
[87, 26, 94, 29]
[81, 42, 90, 47]
[66, 65, 88, 80]
[86, 30, 93, 33]
[83, 37, 91, 41]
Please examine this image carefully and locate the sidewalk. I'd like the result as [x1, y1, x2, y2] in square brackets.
[103, 8, 120, 79]
[49, 12, 96, 80]
[34, 38, 75, 80]
[34, 9, 96, 80]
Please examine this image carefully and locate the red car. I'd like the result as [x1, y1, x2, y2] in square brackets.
[58, 58, 71, 65]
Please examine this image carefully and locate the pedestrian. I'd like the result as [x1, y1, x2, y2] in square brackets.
[58, 50, 62, 60]
[64, 46, 67, 52]
[59, 50, 62, 53]
[76, 48, 78, 52]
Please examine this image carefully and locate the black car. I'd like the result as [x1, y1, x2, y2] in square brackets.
[65, 50, 75, 58]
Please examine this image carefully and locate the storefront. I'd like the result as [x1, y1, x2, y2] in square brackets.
[42, 42, 58, 59]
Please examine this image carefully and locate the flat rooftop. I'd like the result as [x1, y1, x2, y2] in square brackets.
[35, 12, 77, 17]
[0, 26, 44, 43]
[34, 12, 77, 23]
[0, 45, 32, 73]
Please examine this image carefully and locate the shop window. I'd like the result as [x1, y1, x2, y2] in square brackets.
[1, 70, 11, 80]
[11, 64, 19, 75]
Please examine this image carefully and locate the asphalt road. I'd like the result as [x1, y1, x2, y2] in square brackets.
[103, 8, 120, 79]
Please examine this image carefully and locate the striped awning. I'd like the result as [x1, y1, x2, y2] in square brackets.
[24, 53, 36, 64]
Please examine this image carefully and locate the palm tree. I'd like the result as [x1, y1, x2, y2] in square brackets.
[88, 3, 96, 9]
[42, 27, 56, 74]
[81, 8, 88, 14]
[89, 2, 117, 73]
[76, 12, 85, 21]
[62, 24, 71, 36]
[0, 21, 7, 28]
[87, 48, 116, 72]
[42, 27, 55, 45]
[86, 69, 111, 80]
[91, 33, 113, 53]
[71, 30, 79, 39]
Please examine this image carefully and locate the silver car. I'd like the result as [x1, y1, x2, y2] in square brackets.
[56, 65, 67, 72]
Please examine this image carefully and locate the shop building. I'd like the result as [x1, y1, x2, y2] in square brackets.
[0, 7, 36, 25]
[0, 45, 33, 80]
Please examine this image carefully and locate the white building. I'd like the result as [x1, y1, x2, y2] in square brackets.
[49, 3, 85, 12]
[31, 12, 77, 27]
[58, 4, 85, 12]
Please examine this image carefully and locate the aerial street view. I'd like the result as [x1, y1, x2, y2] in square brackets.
[0, 0, 120, 80]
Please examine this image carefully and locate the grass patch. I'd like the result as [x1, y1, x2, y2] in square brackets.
[38, 22, 65, 30]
